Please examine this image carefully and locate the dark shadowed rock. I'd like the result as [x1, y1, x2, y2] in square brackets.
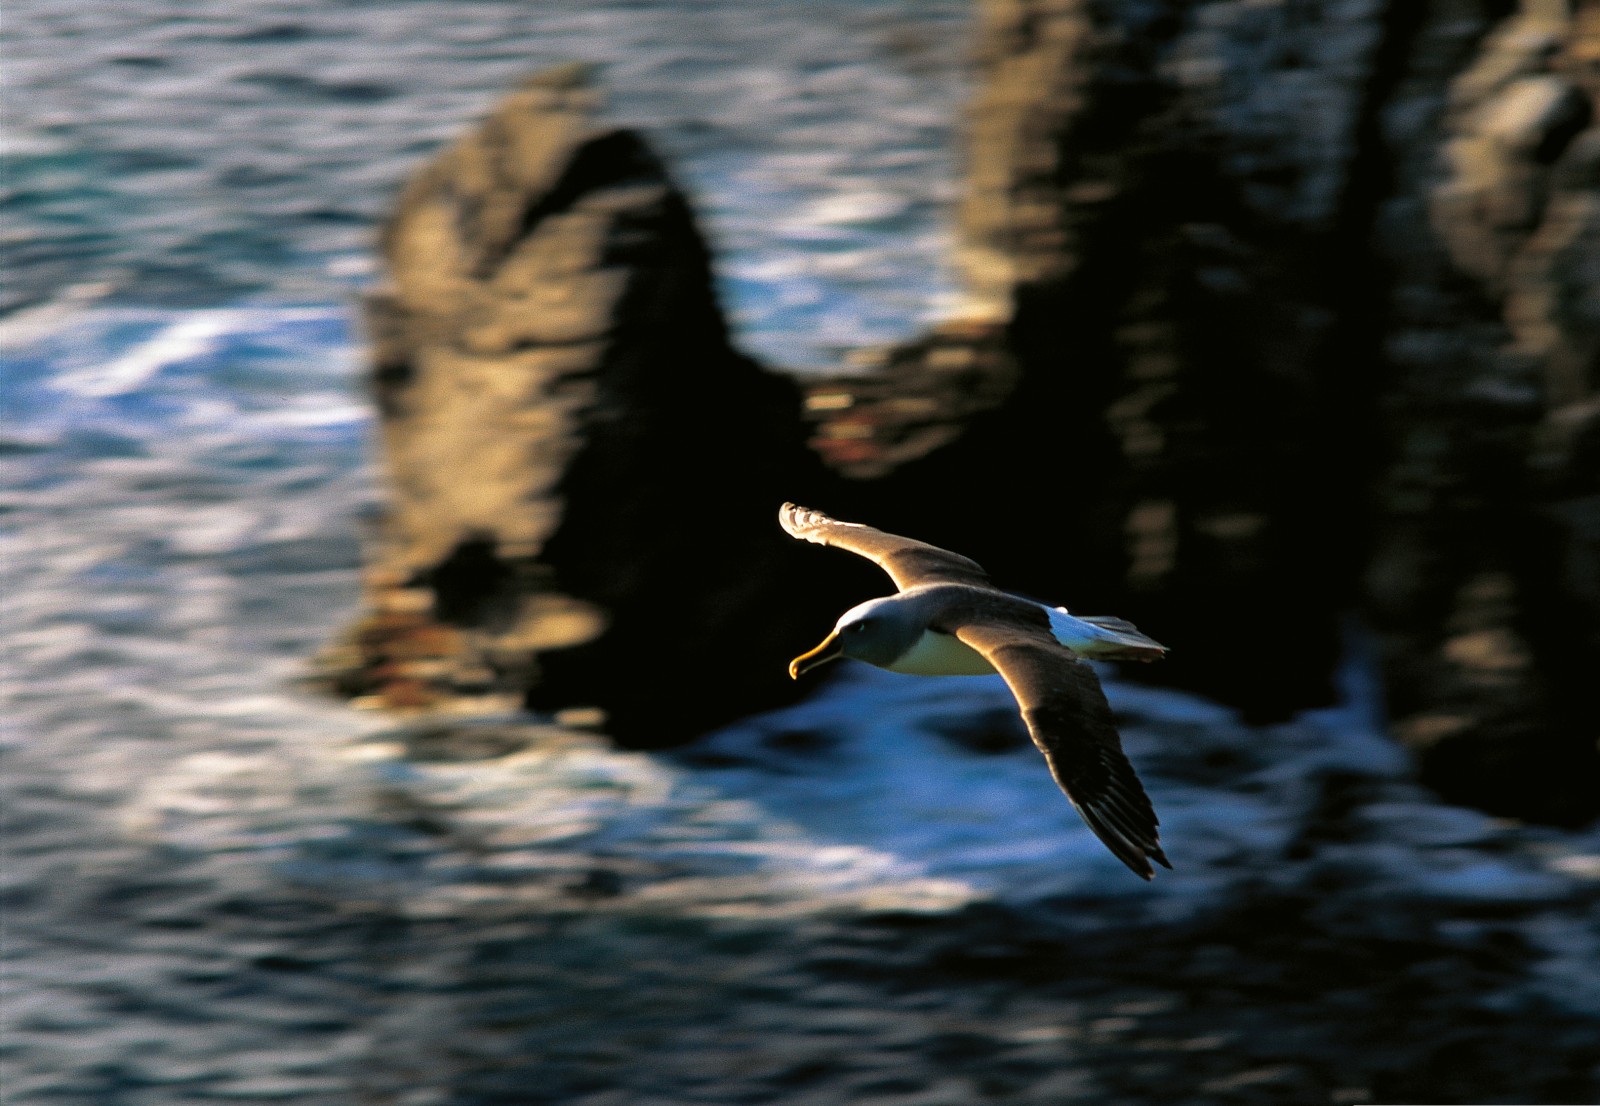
[797, 0, 1598, 820]
[320, 65, 851, 743]
[804, 0, 1387, 717]
[1362, 1, 1600, 824]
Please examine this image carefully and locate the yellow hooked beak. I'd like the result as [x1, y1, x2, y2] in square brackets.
[788, 630, 843, 679]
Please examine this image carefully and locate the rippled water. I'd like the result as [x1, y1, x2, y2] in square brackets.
[6, 3, 1600, 1103]
[3, 0, 970, 366]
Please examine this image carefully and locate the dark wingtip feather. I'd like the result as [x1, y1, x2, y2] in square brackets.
[1075, 801, 1165, 880]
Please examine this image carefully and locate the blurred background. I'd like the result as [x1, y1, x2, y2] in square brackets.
[4, 2, 1599, 1104]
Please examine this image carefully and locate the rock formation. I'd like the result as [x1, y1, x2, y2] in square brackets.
[799, 0, 1598, 823]
[319, 65, 854, 744]
[327, 4, 1598, 823]
[1367, 0, 1599, 824]
[806, 0, 1390, 719]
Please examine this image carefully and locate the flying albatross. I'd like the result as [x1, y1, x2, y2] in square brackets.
[779, 502, 1172, 879]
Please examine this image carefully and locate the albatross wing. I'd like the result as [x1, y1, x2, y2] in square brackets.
[954, 620, 1171, 879]
[779, 503, 992, 591]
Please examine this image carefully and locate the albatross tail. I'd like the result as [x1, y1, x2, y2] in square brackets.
[1047, 609, 1169, 662]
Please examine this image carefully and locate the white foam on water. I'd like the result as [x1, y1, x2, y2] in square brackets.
[52, 311, 244, 398]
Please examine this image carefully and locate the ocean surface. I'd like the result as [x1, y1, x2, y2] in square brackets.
[5, 3, 1600, 1103]
[3, 0, 970, 363]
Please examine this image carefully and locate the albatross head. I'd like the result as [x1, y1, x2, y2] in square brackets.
[789, 596, 923, 678]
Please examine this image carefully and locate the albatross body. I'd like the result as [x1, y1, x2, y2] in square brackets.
[780, 502, 1172, 879]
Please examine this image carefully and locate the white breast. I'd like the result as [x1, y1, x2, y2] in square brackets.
[885, 629, 998, 676]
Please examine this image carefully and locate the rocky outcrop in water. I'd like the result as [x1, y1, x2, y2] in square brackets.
[801, 0, 1600, 824]
[320, 65, 852, 743]
[805, 0, 1390, 721]
[1367, 1, 1600, 825]
[328, 5, 1598, 823]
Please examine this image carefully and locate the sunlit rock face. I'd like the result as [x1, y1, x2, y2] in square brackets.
[324, 65, 849, 744]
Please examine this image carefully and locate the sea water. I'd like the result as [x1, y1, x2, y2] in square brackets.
[6, 2, 1600, 1102]
[3, 0, 970, 359]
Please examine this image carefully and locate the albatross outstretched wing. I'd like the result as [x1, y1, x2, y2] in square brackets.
[954, 620, 1170, 879]
[779, 503, 992, 591]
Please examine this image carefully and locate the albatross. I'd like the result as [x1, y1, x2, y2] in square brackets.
[780, 502, 1173, 879]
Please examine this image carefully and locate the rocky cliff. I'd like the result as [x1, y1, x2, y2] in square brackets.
[800, 0, 1599, 824]
[324, 3, 1598, 823]
[1368, 1, 1599, 823]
